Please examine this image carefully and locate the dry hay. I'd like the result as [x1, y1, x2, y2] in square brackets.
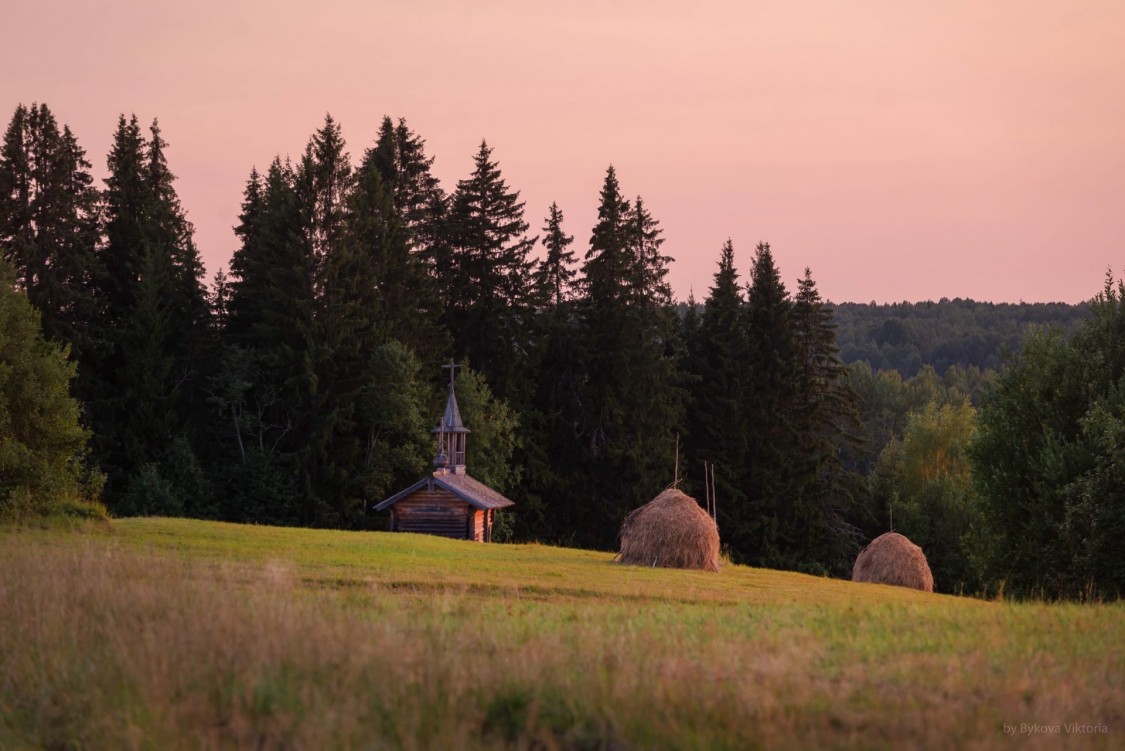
[851, 532, 934, 592]
[616, 488, 720, 572]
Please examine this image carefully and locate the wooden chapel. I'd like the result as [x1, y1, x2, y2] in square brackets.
[373, 364, 514, 541]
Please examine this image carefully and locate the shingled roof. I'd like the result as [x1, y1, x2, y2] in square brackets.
[374, 472, 515, 512]
[432, 385, 469, 434]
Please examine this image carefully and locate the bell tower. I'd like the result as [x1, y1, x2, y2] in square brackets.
[433, 360, 469, 475]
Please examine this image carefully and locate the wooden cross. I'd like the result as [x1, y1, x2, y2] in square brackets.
[442, 359, 460, 390]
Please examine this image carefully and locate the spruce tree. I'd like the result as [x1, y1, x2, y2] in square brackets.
[354, 133, 448, 369]
[679, 291, 702, 368]
[532, 202, 576, 308]
[223, 167, 263, 342]
[100, 115, 149, 323]
[561, 166, 634, 542]
[789, 267, 865, 574]
[298, 114, 352, 274]
[562, 166, 684, 548]
[145, 120, 209, 346]
[0, 104, 101, 356]
[369, 117, 446, 253]
[677, 290, 703, 410]
[216, 158, 311, 523]
[144, 120, 213, 456]
[687, 240, 749, 520]
[272, 115, 357, 522]
[210, 267, 231, 331]
[582, 166, 633, 305]
[314, 147, 392, 523]
[627, 195, 673, 304]
[737, 241, 800, 566]
[446, 140, 536, 403]
[518, 203, 579, 539]
[91, 116, 212, 514]
[368, 117, 452, 355]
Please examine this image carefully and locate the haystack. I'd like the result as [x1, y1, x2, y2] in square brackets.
[851, 532, 934, 592]
[616, 488, 720, 572]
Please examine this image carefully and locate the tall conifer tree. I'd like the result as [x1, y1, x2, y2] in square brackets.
[687, 240, 749, 517]
[92, 116, 212, 513]
[517, 202, 580, 539]
[789, 268, 865, 573]
[561, 166, 684, 548]
[626, 195, 673, 304]
[0, 103, 101, 355]
[298, 114, 351, 276]
[532, 202, 576, 308]
[370, 117, 446, 253]
[217, 158, 311, 523]
[100, 115, 148, 324]
[736, 241, 799, 565]
[291, 116, 358, 522]
[355, 127, 448, 368]
[446, 140, 536, 403]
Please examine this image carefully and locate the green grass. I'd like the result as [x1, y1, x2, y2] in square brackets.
[1, 518, 1121, 750]
[107, 517, 947, 606]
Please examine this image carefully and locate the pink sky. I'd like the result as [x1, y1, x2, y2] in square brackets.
[3, 0, 1123, 303]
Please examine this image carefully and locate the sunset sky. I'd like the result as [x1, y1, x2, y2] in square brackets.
[3, 0, 1123, 303]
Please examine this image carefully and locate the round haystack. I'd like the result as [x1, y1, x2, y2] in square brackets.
[616, 488, 721, 572]
[851, 532, 934, 592]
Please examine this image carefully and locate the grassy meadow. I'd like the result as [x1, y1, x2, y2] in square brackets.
[1, 519, 1121, 750]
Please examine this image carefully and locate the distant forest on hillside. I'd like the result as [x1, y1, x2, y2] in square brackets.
[828, 300, 1091, 377]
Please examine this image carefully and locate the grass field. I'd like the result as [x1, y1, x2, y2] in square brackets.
[1, 519, 1121, 750]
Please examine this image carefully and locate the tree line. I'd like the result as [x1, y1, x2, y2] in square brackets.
[831, 299, 1090, 378]
[2, 103, 1121, 598]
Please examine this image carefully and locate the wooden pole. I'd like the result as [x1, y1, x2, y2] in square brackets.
[703, 461, 709, 516]
[673, 433, 681, 488]
[706, 463, 715, 521]
[709, 463, 714, 520]
[704, 460, 715, 520]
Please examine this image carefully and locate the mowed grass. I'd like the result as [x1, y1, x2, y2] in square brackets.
[1, 519, 1121, 750]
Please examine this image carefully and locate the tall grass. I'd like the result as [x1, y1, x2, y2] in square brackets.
[1, 521, 1121, 750]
